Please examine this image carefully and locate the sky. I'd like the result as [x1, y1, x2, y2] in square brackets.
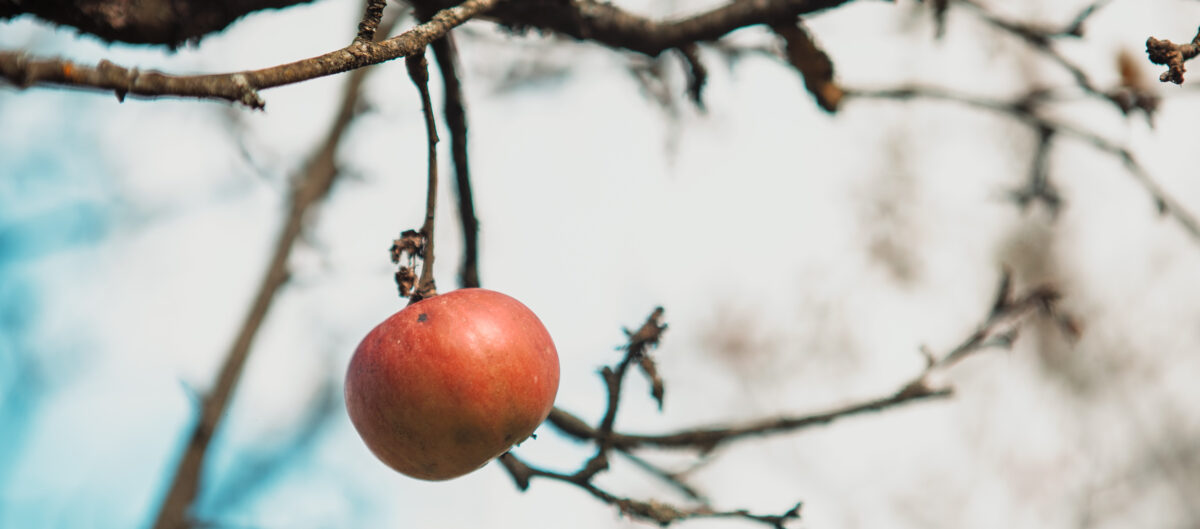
[3, 0, 1200, 528]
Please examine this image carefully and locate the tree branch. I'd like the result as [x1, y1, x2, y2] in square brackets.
[771, 17, 842, 112]
[546, 273, 1062, 454]
[407, 50, 441, 302]
[551, 386, 952, 454]
[952, 0, 1119, 106]
[499, 452, 803, 528]
[0, 0, 498, 108]
[845, 86, 1200, 245]
[428, 34, 481, 289]
[5, 0, 865, 56]
[482, 0, 859, 57]
[0, 0, 317, 46]
[506, 273, 1063, 527]
[149, 11, 397, 529]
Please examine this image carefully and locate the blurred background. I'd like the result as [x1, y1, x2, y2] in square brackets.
[3, 0, 1200, 527]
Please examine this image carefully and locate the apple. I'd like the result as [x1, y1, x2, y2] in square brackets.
[344, 288, 560, 480]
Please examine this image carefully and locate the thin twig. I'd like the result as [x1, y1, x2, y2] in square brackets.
[545, 274, 1061, 454]
[149, 11, 399, 529]
[953, 0, 1115, 104]
[0, 0, 498, 108]
[407, 50, 440, 302]
[499, 453, 802, 528]
[572, 308, 667, 481]
[1009, 124, 1061, 213]
[506, 275, 1059, 526]
[614, 448, 708, 502]
[845, 86, 1200, 244]
[548, 384, 952, 453]
[677, 43, 708, 109]
[429, 34, 481, 289]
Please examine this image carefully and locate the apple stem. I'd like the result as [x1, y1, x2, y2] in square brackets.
[408, 50, 440, 303]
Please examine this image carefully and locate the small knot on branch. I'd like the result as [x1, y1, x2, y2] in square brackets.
[229, 73, 265, 109]
[406, 51, 432, 92]
[1146, 28, 1200, 84]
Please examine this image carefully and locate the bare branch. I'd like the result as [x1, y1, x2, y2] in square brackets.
[508, 274, 1063, 527]
[845, 86, 1200, 245]
[771, 17, 842, 113]
[1063, 0, 1115, 37]
[148, 12, 397, 528]
[499, 453, 802, 528]
[571, 307, 667, 481]
[547, 275, 1062, 455]
[1008, 125, 1061, 214]
[615, 449, 708, 503]
[428, 34, 481, 289]
[0, 0, 317, 46]
[673, 44, 707, 109]
[484, 0, 861, 57]
[549, 382, 952, 453]
[148, 8, 405, 528]
[407, 50, 441, 303]
[0, 0, 498, 108]
[955, 0, 1101, 96]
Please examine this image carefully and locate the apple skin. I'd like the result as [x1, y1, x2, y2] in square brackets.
[344, 288, 560, 481]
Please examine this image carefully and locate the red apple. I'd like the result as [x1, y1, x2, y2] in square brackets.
[344, 288, 560, 480]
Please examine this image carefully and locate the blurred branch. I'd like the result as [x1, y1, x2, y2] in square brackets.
[203, 363, 342, 514]
[771, 17, 842, 112]
[677, 44, 708, 110]
[0, 0, 496, 108]
[953, 0, 1130, 110]
[149, 11, 398, 529]
[845, 86, 1200, 245]
[484, 0, 859, 57]
[1, 0, 873, 107]
[0, 0, 318, 46]
[933, 270, 1066, 370]
[615, 448, 708, 502]
[1008, 124, 1061, 213]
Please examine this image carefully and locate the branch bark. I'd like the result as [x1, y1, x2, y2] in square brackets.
[0, 0, 316, 46]
[480, 0, 858, 56]
[4, 0, 864, 53]
[0, 0, 498, 108]
[406, 50, 441, 302]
